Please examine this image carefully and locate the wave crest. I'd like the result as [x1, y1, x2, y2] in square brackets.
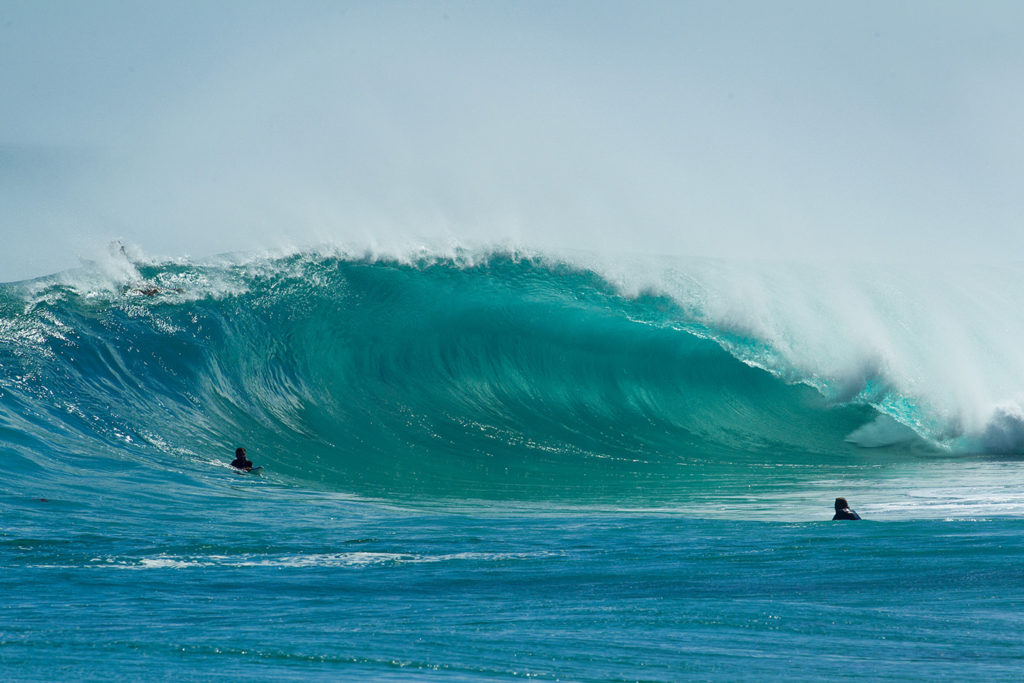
[3, 249, 1021, 501]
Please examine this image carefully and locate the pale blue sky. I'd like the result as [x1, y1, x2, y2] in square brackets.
[3, 1, 1024, 280]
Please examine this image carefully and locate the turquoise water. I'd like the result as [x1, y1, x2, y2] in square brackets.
[3, 251, 1024, 679]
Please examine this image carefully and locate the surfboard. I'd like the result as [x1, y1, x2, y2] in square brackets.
[248, 466, 263, 475]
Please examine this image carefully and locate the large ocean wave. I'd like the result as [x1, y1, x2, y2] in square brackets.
[2, 247, 1021, 503]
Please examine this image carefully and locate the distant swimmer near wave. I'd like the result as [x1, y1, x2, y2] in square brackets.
[109, 241, 184, 297]
[832, 497, 861, 520]
[230, 447, 262, 474]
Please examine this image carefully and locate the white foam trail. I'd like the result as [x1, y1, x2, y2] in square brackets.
[57, 550, 562, 571]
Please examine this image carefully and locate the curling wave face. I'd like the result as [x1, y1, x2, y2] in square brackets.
[0, 249, 1019, 504]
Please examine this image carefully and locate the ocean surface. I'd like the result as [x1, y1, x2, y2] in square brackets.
[3, 248, 1024, 680]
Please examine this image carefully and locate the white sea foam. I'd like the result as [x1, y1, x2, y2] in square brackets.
[59, 550, 560, 571]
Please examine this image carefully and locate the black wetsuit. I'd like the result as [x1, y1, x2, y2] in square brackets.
[230, 457, 253, 471]
[832, 508, 861, 520]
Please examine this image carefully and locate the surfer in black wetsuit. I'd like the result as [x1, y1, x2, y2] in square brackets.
[230, 447, 253, 472]
[832, 497, 861, 520]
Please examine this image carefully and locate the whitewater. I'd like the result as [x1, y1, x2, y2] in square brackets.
[3, 245, 1024, 680]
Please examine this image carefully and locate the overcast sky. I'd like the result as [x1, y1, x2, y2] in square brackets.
[3, 1, 1024, 280]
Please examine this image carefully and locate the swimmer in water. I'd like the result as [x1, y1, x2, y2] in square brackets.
[230, 447, 253, 472]
[832, 497, 861, 520]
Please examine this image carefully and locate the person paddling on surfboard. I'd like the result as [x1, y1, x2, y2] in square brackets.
[832, 497, 861, 520]
[230, 447, 254, 472]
